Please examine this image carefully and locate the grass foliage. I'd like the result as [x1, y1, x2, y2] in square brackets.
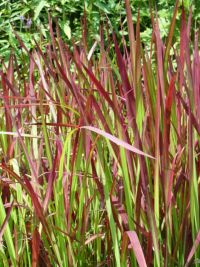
[0, 1, 200, 266]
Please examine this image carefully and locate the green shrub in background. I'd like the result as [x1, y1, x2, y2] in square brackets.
[0, 0, 199, 62]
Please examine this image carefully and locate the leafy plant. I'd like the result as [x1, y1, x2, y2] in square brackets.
[1, 0, 200, 63]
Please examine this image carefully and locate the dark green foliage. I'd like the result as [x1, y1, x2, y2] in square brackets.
[0, 0, 199, 62]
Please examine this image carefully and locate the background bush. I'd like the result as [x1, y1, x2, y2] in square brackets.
[0, 0, 200, 63]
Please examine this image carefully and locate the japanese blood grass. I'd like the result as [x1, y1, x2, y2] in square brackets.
[0, 4, 200, 267]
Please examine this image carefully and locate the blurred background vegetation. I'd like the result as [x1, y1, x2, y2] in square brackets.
[0, 0, 199, 62]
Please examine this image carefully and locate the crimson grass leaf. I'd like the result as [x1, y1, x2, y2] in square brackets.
[185, 230, 200, 267]
[122, 231, 147, 267]
[80, 126, 155, 159]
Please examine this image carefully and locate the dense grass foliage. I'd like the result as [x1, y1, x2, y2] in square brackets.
[0, 0, 200, 266]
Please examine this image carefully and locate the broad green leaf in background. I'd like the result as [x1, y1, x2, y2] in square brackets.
[34, 0, 49, 21]
[63, 23, 71, 39]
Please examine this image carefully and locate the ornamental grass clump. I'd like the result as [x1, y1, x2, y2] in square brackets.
[0, 0, 199, 266]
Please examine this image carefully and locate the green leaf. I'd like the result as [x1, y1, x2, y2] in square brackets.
[63, 23, 71, 39]
[94, 2, 111, 14]
[61, 0, 68, 4]
[34, 0, 48, 21]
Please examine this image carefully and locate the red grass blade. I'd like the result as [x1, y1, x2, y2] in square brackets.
[163, 74, 177, 164]
[164, 0, 179, 75]
[122, 231, 147, 267]
[185, 230, 200, 267]
[124, 0, 135, 81]
[32, 228, 41, 267]
[81, 126, 155, 159]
